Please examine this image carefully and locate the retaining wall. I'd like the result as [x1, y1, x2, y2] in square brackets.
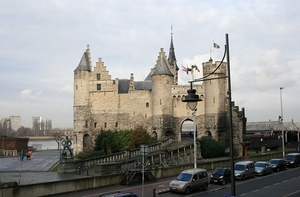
[0, 152, 283, 197]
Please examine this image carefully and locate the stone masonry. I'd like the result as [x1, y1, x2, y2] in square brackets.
[73, 36, 246, 157]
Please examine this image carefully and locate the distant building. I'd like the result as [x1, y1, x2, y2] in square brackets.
[9, 116, 21, 131]
[73, 36, 246, 156]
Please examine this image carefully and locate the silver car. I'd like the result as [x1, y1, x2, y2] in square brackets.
[254, 161, 273, 176]
[169, 168, 209, 194]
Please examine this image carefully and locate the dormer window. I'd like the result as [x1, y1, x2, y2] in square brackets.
[96, 73, 101, 80]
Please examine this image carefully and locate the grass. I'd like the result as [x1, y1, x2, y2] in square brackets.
[51, 163, 60, 172]
[247, 150, 281, 157]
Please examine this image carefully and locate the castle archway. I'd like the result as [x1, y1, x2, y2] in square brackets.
[205, 130, 212, 137]
[181, 119, 197, 141]
[151, 131, 158, 140]
[83, 134, 92, 152]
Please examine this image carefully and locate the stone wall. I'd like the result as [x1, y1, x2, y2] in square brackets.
[0, 153, 283, 197]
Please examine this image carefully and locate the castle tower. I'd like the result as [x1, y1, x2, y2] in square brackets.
[73, 45, 92, 155]
[202, 59, 228, 140]
[151, 48, 175, 139]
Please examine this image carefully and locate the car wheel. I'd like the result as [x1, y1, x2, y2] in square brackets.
[185, 187, 191, 194]
[203, 183, 208, 191]
[252, 173, 255, 178]
[242, 175, 245, 181]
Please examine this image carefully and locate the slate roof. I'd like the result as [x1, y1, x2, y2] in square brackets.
[75, 52, 90, 71]
[118, 79, 152, 93]
[152, 52, 173, 76]
[247, 121, 300, 132]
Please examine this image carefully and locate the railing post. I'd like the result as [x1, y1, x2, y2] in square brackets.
[153, 188, 156, 197]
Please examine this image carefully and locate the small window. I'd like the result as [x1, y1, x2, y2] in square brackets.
[115, 122, 118, 127]
[97, 84, 101, 90]
[146, 102, 149, 107]
[94, 122, 97, 128]
[85, 121, 88, 128]
[192, 174, 198, 181]
[104, 122, 107, 128]
[96, 73, 101, 80]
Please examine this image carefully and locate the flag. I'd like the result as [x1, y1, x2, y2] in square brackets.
[192, 65, 200, 72]
[213, 43, 220, 49]
[182, 65, 191, 74]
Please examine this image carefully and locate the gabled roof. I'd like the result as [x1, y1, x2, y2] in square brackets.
[247, 121, 300, 132]
[75, 52, 90, 71]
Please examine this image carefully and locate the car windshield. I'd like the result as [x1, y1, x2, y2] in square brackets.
[235, 164, 245, 171]
[255, 162, 265, 167]
[177, 173, 192, 181]
[269, 160, 279, 164]
[213, 168, 225, 174]
[286, 155, 295, 160]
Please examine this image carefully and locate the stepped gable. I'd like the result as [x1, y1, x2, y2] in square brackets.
[151, 48, 173, 76]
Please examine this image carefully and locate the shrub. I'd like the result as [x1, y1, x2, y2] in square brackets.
[199, 137, 226, 158]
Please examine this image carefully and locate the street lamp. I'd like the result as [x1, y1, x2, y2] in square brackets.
[2, 119, 10, 154]
[280, 87, 285, 158]
[182, 82, 202, 169]
[182, 34, 236, 196]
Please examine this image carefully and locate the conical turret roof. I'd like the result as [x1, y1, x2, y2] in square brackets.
[75, 52, 91, 71]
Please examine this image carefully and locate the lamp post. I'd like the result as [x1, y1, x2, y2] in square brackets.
[182, 82, 202, 169]
[280, 87, 285, 158]
[183, 34, 236, 195]
[2, 119, 10, 153]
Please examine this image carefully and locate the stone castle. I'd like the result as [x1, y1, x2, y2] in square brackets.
[73, 36, 246, 157]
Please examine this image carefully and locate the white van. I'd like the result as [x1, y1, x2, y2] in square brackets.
[169, 168, 209, 194]
[234, 161, 255, 180]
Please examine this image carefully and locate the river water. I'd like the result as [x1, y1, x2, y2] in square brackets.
[28, 139, 73, 150]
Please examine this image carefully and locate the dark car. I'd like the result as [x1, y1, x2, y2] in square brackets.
[210, 167, 231, 185]
[254, 161, 273, 176]
[285, 153, 300, 168]
[99, 192, 138, 197]
[269, 159, 286, 172]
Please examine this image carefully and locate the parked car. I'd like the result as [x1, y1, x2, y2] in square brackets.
[210, 167, 231, 185]
[285, 153, 300, 168]
[234, 161, 255, 180]
[254, 161, 273, 176]
[169, 168, 209, 194]
[99, 192, 138, 197]
[269, 159, 286, 172]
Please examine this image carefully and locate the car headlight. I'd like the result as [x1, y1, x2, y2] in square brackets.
[290, 161, 294, 164]
[211, 175, 213, 178]
[235, 173, 240, 176]
[219, 176, 224, 179]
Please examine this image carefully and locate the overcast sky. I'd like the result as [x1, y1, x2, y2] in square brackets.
[1, 0, 300, 128]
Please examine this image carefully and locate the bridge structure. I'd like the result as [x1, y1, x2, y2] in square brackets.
[23, 136, 55, 140]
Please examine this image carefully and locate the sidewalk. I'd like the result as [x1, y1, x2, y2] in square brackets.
[0, 150, 84, 185]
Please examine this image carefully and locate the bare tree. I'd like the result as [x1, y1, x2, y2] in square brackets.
[51, 130, 64, 150]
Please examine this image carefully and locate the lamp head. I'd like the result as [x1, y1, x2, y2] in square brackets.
[182, 88, 202, 110]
